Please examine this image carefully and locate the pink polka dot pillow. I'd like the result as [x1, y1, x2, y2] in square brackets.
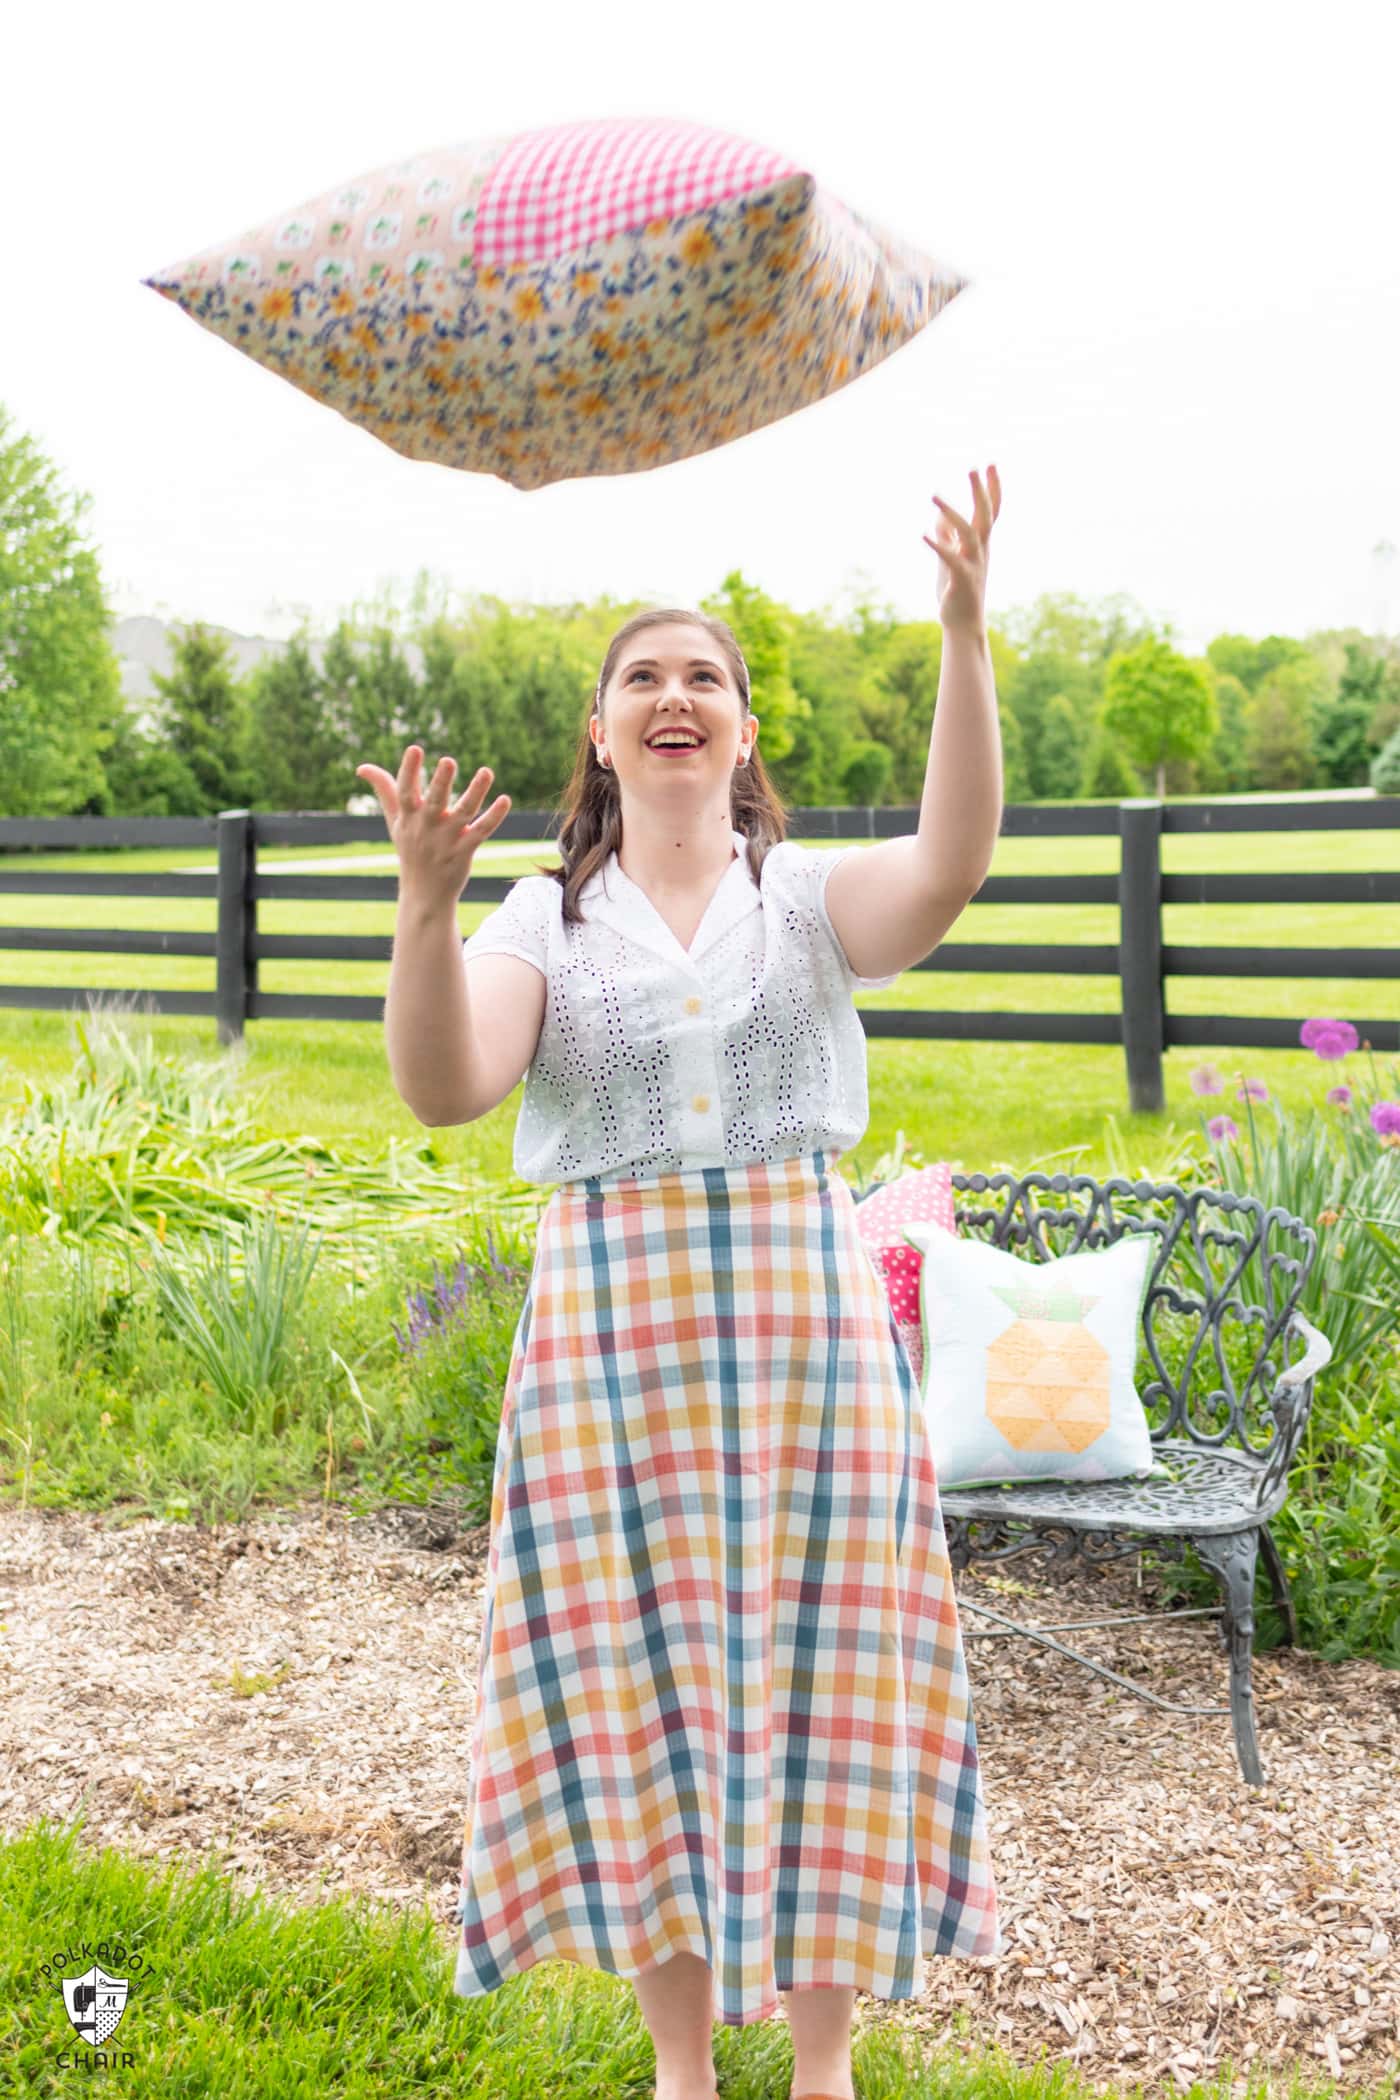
[854, 1163, 957, 1385]
[141, 115, 971, 491]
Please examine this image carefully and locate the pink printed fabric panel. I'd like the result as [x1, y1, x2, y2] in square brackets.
[854, 1163, 958, 1387]
[473, 116, 803, 266]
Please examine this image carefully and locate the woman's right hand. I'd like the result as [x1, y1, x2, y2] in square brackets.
[355, 745, 512, 909]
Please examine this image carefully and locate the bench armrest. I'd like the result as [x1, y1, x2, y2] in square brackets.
[1252, 1308, 1334, 1511]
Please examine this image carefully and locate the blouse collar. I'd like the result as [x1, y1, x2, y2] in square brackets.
[579, 826, 762, 973]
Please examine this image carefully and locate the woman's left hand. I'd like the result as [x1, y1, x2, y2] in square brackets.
[924, 464, 1001, 635]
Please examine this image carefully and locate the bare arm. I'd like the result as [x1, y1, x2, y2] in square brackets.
[385, 886, 483, 1125]
[355, 743, 514, 1126]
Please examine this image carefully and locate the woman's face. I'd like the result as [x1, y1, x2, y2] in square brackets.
[591, 624, 756, 785]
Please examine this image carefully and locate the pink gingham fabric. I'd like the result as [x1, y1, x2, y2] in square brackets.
[854, 1162, 958, 1386]
[453, 1148, 1001, 2024]
[141, 115, 971, 491]
[473, 116, 801, 265]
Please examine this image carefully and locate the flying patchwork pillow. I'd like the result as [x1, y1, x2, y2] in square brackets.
[140, 115, 971, 491]
[899, 1222, 1166, 1491]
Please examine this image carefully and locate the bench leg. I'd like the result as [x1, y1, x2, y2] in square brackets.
[1258, 1522, 1298, 1647]
[1193, 1529, 1265, 1787]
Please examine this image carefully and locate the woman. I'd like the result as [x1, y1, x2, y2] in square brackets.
[358, 466, 1005, 2100]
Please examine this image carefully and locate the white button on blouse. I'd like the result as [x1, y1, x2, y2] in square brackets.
[460, 826, 900, 1187]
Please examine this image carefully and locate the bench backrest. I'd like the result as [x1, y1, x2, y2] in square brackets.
[949, 1171, 1318, 1456]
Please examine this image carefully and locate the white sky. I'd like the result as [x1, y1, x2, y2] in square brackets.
[6, 0, 1397, 654]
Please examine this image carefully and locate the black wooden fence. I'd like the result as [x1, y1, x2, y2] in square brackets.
[0, 797, 1396, 1113]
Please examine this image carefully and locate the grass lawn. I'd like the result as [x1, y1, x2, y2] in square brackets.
[0, 1819, 1356, 2100]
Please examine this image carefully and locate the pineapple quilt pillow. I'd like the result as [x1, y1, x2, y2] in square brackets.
[140, 114, 971, 491]
[899, 1223, 1161, 1490]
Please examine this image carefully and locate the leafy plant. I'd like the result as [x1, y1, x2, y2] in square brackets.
[1188, 1023, 1400, 1382]
[0, 1000, 540, 1268]
[146, 1199, 326, 1416]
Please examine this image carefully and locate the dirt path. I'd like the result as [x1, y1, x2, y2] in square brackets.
[1, 1500, 1395, 2097]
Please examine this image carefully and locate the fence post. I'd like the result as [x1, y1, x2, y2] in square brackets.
[216, 809, 255, 1046]
[1118, 799, 1165, 1113]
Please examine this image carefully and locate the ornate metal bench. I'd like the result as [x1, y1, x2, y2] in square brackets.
[931, 1171, 1333, 1788]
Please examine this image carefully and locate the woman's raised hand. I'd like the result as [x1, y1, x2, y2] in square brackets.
[355, 745, 512, 909]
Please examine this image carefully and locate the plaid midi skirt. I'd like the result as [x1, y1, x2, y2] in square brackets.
[452, 1147, 1001, 2027]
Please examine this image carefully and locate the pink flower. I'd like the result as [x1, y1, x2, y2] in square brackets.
[1370, 1101, 1400, 1138]
[1236, 1078, 1269, 1103]
[1189, 1065, 1225, 1096]
[1326, 1085, 1353, 1107]
[1207, 1115, 1239, 1143]
[1301, 1017, 1359, 1058]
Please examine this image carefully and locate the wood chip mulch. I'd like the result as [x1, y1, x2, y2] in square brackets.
[1, 1500, 1395, 2098]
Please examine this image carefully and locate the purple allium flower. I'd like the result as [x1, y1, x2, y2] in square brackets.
[1207, 1115, 1240, 1142]
[1370, 1101, 1400, 1138]
[1311, 1027, 1357, 1061]
[1326, 1084, 1354, 1107]
[1236, 1078, 1269, 1103]
[1189, 1065, 1225, 1096]
[1301, 1017, 1359, 1059]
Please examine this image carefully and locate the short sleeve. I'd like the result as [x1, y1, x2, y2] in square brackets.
[806, 846, 903, 990]
[460, 875, 548, 978]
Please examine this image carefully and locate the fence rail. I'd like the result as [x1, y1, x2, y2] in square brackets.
[0, 796, 1395, 1113]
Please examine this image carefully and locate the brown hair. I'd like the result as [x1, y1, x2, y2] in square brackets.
[532, 608, 791, 924]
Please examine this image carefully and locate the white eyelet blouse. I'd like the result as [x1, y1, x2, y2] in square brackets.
[459, 826, 900, 1186]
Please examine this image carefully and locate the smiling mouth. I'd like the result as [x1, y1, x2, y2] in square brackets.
[646, 737, 706, 752]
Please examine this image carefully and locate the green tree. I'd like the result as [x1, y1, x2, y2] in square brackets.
[787, 607, 871, 806]
[0, 403, 123, 814]
[1002, 649, 1101, 797]
[1099, 638, 1219, 797]
[1081, 726, 1141, 798]
[841, 739, 895, 807]
[1363, 647, 1400, 755]
[1204, 631, 1314, 694]
[700, 569, 805, 768]
[388, 596, 595, 812]
[1244, 659, 1326, 789]
[418, 619, 469, 763]
[1192, 671, 1252, 794]
[318, 621, 367, 762]
[997, 700, 1030, 802]
[997, 589, 1160, 667]
[857, 621, 943, 804]
[1036, 692, 1085, 798]
[89, 709, 203, 816]
[835, 571, 900, 657]
[1310, 642, 1391, 788]
[1371, 724, 1400, 793]
[244, 630, 348, 811]
[146, 622, 253, 812]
